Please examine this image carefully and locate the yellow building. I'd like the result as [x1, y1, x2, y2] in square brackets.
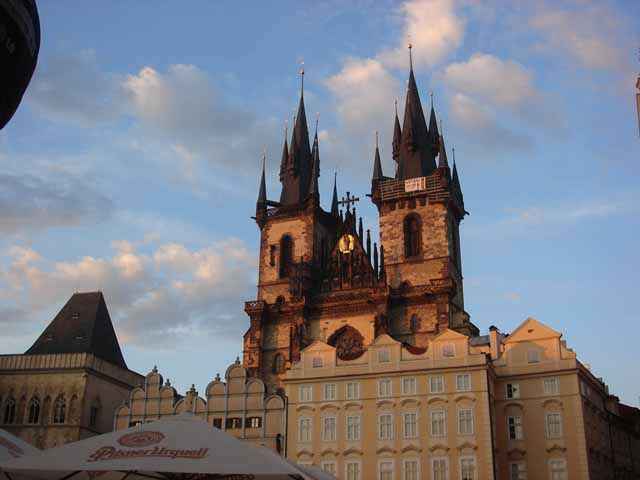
[285, 318, 640, 479]
[114, 359, 286, 453]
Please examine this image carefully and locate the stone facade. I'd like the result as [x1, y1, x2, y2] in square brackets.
[0, 353, 142, 449]
[0, 292, 143, 449]
[285, 318, 640, 479]
[114, 360, 286, 453]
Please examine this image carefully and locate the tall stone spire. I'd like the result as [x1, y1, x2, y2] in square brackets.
[396, 45, 435, 180]
[279, 67, 312, 205]
[451, 147, 463, 204]
[372, 131, 383, 180]
[331, 171, 339, 216]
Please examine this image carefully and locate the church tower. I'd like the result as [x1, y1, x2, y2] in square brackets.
[370, 49, 477, 345]
[244, 56, 476, 393]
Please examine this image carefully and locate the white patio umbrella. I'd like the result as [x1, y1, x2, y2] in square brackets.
[0, 429, 39, 464]
[3, 414, 309, 480]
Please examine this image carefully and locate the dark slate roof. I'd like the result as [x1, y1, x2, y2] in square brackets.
[25, 291, 128, 369]
[469, 335, 490, 346]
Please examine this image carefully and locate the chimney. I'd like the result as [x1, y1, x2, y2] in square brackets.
[489, 325, 501, 360]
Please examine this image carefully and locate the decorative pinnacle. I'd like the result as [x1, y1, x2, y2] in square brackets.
[315, 112, 319, 134]
[452, 147, 456, 165]
[284, 119, 288, 140]
[408, 39, 413, 70]
[430, 89, 434, 107]
[394, 99, 398, 116]
[299, 59, 305, 96]
[375, 131, 379, 148]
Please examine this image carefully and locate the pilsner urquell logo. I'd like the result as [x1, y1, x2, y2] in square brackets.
[88, 431, 208, 462]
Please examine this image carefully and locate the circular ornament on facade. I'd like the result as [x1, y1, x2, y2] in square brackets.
[117, 431, 165, 448]
[335, 329, 365, 360]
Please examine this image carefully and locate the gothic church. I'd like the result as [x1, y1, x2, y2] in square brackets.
[243, 58, 478, 392]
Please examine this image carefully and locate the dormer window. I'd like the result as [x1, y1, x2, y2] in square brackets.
[312, 355, 324, 368]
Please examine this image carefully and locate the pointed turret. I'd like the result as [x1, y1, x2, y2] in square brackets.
[396, 46, 435, 180]
[372, 132, 383, 180]
[309, 127, 320, 198]
[428, 103, 440, 155]
[279, 123, 288, 181]
[451, 148, 464, 207]
[392, 102, 402, 164]
[438, 133, 449, 169]
[279, 69, 313, 205]
[331, 172, 339, 217]
[257, 154, 267, 204]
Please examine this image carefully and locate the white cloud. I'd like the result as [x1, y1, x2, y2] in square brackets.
[1, 238, 257, 347]
[27, 49, 126, 126]
[379, 0, 464, 70]
[529, 0, 628, 72]
[0, 172, 113, 234]
[443, 54, 538, 111]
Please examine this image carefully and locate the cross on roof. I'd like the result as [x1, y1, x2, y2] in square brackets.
[337, 191, 360, 212]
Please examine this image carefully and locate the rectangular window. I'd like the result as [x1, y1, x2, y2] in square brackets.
[89, 406, 99, 427]
[298, 417, 312, 443]
[322, 416, 337, 441]
[430, 375, 445, 394]
[442, 343, 456, 357]
[378, 379, 392, 398]
[456, 374, 471, 392]
[508, 416, 523, 440]
[225, 417, 242, 429]
[549, 459, 567, 480]
[378, 413, 393, 440]
[298, 385, 313, 403]
[378, 349, 391, 363]
[458, 408, 474, 435]
[546, 413, 563, 438]
[544, 378, 559, 396]
[431, 410, 447, 437]
[246, 416, 262, 428]
[323, 383, 337, 401]
[212, 418, 222, 429]
[346, 381, 360, 400]
[346, 461, 361, 480]
[527, 349, 540, 363]
[460, 457, 476, 480]
[403, 459, 419, 480]
[379, 460, 394, 480]
[402, 377, 417, 395]
[346, 415, 361, 441]
[506, 383, 520, 399]
[321, 461, 337, 476]
[312, 355, 324, 368]
[510, 462, 528, 480]
[432, 457, 449, 480]
[403, 412, 418, 438]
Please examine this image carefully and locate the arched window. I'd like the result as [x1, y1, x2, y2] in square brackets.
[410, 314, 419, 333]
[89, 399, 101, 428]
[27, 397, 40, 424]
[403, 214, 422, 258]
[279, 235, 293, 278]
[273, 353, 284, 374]
[53, 396, 66, 424]
[3, 397, 16, 424]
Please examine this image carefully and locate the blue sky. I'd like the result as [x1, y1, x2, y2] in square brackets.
[1, 0, 639, 404]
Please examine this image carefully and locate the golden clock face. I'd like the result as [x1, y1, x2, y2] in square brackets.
[338, 234, 355, 254]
